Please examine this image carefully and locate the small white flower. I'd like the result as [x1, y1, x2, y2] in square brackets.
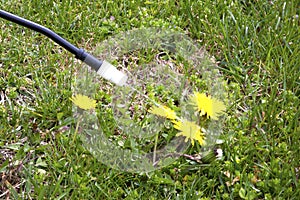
[215, 148, 223, 160]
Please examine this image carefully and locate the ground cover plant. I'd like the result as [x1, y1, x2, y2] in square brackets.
[0, 0, 299, 199]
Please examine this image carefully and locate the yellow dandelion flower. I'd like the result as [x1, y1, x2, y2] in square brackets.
[172, 119, 205, 146]
[70, 94, 96, 110]
[189, 92, 226, 120]
[148, 105, 177, 120]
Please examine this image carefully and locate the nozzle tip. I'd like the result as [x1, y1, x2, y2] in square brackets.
[97, 60, 128, 86]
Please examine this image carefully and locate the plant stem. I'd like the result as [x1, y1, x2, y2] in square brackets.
[153, 132, 159, 164]
[73, 117, 81, 143]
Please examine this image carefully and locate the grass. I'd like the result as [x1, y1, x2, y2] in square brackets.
[1, 0, 299, 199]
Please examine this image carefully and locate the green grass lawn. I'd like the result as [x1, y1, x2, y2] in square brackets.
[1, 0, 299, 199]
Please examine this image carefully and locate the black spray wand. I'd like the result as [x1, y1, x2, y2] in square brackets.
[0, 9, 127, 86]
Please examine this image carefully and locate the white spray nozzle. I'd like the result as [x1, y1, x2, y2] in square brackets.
[97, 60, 128, 86]
[83, 54, 128, 86]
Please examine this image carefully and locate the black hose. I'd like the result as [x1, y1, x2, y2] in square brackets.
[0, 9, 87, 61]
